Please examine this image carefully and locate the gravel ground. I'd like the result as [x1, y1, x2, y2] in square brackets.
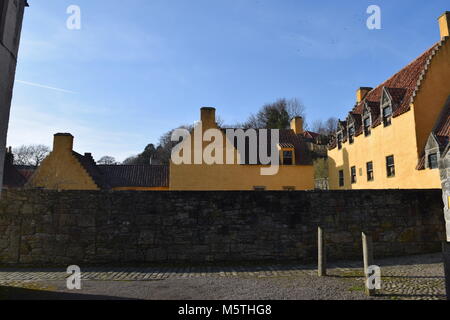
[0, 253, 446, 300]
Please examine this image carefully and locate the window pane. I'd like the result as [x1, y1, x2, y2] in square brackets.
[429, 153, 438, 169]
[283, 150, 293, 165]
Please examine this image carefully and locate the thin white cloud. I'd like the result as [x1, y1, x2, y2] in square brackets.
[15, 80, 77, 94]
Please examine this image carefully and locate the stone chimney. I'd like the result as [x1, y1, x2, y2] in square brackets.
[290, 117, 304, 135]
[356, 87, 373, 103]
[438, 11, 450, 39]
[53, 133, 73, 153]
[200, 107, 216, 129]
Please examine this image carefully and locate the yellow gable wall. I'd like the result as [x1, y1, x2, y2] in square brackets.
[28, 150, 99, 190]
[413, 38, 450, 154]
[169, 123, 315, 191]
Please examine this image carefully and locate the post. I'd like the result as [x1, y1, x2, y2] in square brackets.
[0, 0, 28, 194]
[443, 242, 450, 301]
[362, 232, 375, 296]
[318, 226, 326, 276]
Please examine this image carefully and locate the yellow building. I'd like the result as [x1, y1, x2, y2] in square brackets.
[29, 133, 169, 191]
[169, 107, 315, 190]
[328, 12, 450, 190]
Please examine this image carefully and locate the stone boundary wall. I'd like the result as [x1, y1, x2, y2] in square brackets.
[0, 189, 445, 266]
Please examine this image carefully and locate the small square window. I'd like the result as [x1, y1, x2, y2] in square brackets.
[386, 155, 395, 177]
[351, 166, 357, 184]
[339, 170, 344, 187]
[367, 162, 374, 181]
[428, 153, 438, 169]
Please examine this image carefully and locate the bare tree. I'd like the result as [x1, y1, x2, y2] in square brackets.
[242, 98, 307, 129]
[97, 156, 117, 165]
[311, 117, 338, 136]
[13, 144, 50, 167]
[122, 155, 137, 165]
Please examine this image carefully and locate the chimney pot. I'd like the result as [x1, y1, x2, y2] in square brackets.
[438, 11, 450, 39]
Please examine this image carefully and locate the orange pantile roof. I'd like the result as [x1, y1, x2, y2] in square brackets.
[329, 39, 445, 150]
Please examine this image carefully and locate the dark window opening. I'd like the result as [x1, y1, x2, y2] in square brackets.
[367, 162, 374, 181]
[337, 133, 343, 150]
[386, 155, 395, 177]
[428, 153, 438, 169]
[364, 117, 371, 136]
[339, 170, 344, 187]
[383, 106, 392, 127]
[348, 126, 355, 144]
[283, 150, 293, 165]
[351, 166, 357, 184]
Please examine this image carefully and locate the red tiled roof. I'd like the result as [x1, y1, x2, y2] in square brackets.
[416, 154, 426, 170]
[352, 43, 439, 117]
[302, 131, 321, 140]
[329, 41, 442, 150]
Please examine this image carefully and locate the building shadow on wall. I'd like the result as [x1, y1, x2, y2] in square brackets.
[328, 148, 353, 190]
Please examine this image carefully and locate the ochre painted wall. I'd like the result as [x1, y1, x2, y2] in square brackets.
[170, 163, 314, 190]
[169, 122, 315, 191]
[328, 100, 440, 190]
[413, 38, 450, 155]
[328, 38, 449, 190]
[29, 150, 100, 190]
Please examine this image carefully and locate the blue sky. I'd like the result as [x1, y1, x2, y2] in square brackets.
[7, 0, 449, 161]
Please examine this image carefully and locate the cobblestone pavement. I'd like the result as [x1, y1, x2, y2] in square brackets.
[0, 253, 446, 300]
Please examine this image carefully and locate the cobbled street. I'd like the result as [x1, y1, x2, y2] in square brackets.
[0, 253, 446, 300]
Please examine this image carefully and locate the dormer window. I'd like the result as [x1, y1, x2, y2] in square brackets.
[363, 116, 371, 136]
[337, 132, 343, 150]
[381, 89, 393, 127]
[428, 153, 438, 169]
[348, 126, 355, 144]
[383, 105, 392, 127]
